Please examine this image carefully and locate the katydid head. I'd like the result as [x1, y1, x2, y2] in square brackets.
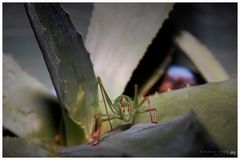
[113, 95, 135, 122]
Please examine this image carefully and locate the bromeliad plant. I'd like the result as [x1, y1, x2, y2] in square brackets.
[3, 3, 237, 157]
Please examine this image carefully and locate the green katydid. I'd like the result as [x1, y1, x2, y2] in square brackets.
[88, 76, 158, 145]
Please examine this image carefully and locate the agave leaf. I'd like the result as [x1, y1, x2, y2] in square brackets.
[135, 79, 237, 152]
[85, 3, 173, 98]
[174, 31, 229, 82]
[25, 3, 98, 141]
[61, 112, 223, 157]
[3, 54, 61, 141]
[3, 137, 57, 157]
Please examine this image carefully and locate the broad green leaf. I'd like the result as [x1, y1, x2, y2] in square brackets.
[25, 3, 98, 142]
[60, 113, 223, 157]
[3, 54, 60, 141]
[3, 137, 57, 157]
[135, 79, 237, 152]
[174, 31, 229, 82]
[85, 3, 174, 98]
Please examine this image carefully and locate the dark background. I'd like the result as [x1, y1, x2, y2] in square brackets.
[3, 3, 237, 91]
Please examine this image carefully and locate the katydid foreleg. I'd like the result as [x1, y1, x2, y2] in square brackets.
[146, 97, 158, 123]
[135, 97, 158, 124]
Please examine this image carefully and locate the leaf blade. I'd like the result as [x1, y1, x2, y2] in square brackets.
[3, 54, 61, 141]
[174, 31, 229, 82]
[61, 113, 220, 157]
[136, 79, 237, 152]
[25, 3, 98, 139]
[86, 3, 174, 98]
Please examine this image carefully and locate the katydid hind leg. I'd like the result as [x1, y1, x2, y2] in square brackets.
[97, 76, 116, 113]
[98, 81, 113, 130]
[88, 120, 102, 146]
[88, 114, 119, 146]
[97, 76, 117, 130]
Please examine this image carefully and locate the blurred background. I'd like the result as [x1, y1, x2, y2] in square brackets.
[3, 3, 237, 91]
